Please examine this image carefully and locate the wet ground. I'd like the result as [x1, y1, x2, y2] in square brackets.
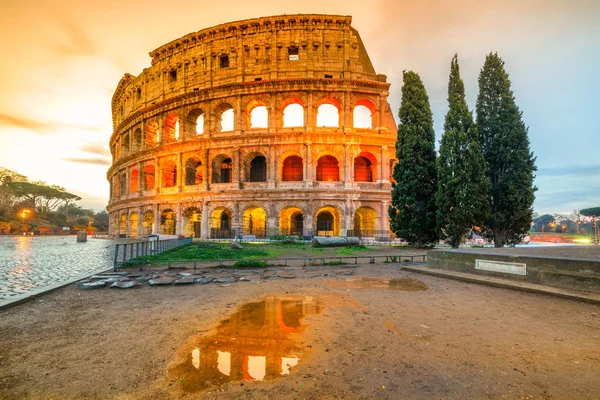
[1, 262, 599, 399]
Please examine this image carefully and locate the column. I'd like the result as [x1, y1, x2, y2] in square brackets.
[205, 148, 210, 191]
[154, 156, 160, 194]
[343, 199, 351, 237]
[380, 146, 388, 187]
[304, 200, 313, 237]
[342, 144, 349, 188]
[137, 207, 143, 237]
[137, 161, 143, 196]
[175, 203, 183, 236]
[154, 204, 161, 234]
[235, 147, 241, 188]
[304, 143, 312, 188]
[381, 200, 390, 238]
[177, 152, 183, 192]
[201, 202, 209, 239]
[267, 145, 275, 189]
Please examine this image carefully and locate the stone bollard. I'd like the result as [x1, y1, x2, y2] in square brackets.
[77, 231, 87, 243]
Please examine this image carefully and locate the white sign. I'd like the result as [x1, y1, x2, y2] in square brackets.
[289, 55, 299, 61]
[475, 259, 527, 276]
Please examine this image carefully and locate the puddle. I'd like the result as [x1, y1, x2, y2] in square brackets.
[167, 295, 324, 393]
[326, 277, 428, 291]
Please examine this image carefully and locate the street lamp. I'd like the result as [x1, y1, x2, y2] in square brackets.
[20, 209, 31, 233]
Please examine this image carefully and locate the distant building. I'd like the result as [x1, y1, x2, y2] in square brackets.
[107, 14, 397, 239]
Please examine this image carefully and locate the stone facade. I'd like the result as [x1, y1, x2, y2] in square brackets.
[107, 14, 397, 239]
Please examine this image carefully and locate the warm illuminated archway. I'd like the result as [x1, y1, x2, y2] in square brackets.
[279, 206, 304, 236]
[243, 206, 267, 237]
[163, 113, 179, 143]
[161, 160, 177, 188]
[315, 206, 341, 236]
[281, 155, 303, 181]
[145, 121, 159, 146]
[353, 207, 378, 237]
[119, 214, 127, 236]
[130, 169, 139, 193]
[211, 155, 233, 183]
[210, 207, 232, 238]
[129, 212, 139, 238]
[183, 207, 202, 238]
[316, 104, 339, 127]
[119, 174, 127, 196]
[215, 103, 234, 132]
[283, 103, 304, 127]
[142, 210, 154, 236]
[354, 152, 377, 182]
[143, 164, 155, 190]
[185, 158, 203, 185]
[316, 155, 340, 181]
[187, 108, 205, 135]
[160, 209, 176, 235]
[250, 106, 268, 128]
[122, 134, 130, 155]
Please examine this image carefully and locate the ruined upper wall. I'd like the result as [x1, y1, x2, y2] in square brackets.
[111, 14, 387, 127]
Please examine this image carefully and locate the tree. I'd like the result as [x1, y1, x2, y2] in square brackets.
[389, 71, 438, 248]
[476, 53, 537, 247]
[93, 211, 109, 232]
[532, 214, 555, 232]
[436, 55, 488, 248]
[581, 207, 600, 244]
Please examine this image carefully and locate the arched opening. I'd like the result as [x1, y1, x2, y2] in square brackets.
[122, 134, 130, 155]
[142, 210, 154, 236]
[282, 155, 303, 181]
[133, 128, 142, 152]
[212, 155, 233, 183]
[161, 160, 177, 188]
[145, 121, 159, 146]
[130, 169, 139, 193]
[186, 108, 205, 135]
[129, 212, 139, 238]
[210, 207, 232, 238]
[279, 206, 304, 236]
[185, 158, 203, 185]
[163, 114, 179, 143]
[283, 103, 304, 127]
[221, 108, 234, 132]
[353, 207, 378, 237]
[353, 105, 373, 129]
[160, 209, 176, 235]
[316, 104, 339, 127]
[316, 155, 339, 181]
[143, 164, 155, 190]
[250, 106, 268, 128]
[119, 174, 127, 196]
[354, 153, 376, 182]
[183, 207, 202, 238]
[250, 156, 267, 182]
[315, 206, 341, 236]
[119, 214, 127, 236]
[113, 177, 119, 198]
[243, 206, 267, 237]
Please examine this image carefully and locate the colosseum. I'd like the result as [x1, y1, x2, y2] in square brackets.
[107, 14, 397, 240]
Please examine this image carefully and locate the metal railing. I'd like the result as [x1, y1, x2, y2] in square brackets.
[115, 253, 427, 271]
[113, 237, 193, 270]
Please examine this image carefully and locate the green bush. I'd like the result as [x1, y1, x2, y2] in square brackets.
[325, 260, 344, 266]
[233, 259, 267, 268]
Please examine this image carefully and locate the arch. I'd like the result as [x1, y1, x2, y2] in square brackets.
[315, 206, 341, 236]
[353, 98, 377, 129]
[129, 212, 139, 238]
[145, 120, 159, 146]
[316, 155, 340, 181]
[281, 155, 303, 181]
[160, 209, 176, 235]
[211, 154, 233, 183]
[210, 206, 232, 238]
[133, 128, 142, 152]
[249, 155, 267, 182]
[119, 173, 127, 196]
[113, 176, 119, 198]
[316, 97, 341, 128]
[130, 169, 139, 193]
[163, 113, 179, 143]
[142, 210, 154, 236]
[161, 160, 177, 188]
[242, 206, 267, 237]
[186, 108, 205, 135]
[281, 97, 305, 128]
[185, 157, 203, 185]
[122, 133, 130, 155]
[246, 99, 269, 129]
[143, 164, 155, 190]
[183, 207, 202, 238]
[119, 214, 127, 236]
[279, 206, 304, 236]
[354, 152, 377, 182]
[353, 207, 378, 237]
[215, 103, 234, 132]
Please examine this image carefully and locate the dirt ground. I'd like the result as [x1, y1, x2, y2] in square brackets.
[1, 259, 599, 399]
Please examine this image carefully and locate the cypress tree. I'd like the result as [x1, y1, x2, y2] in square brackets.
[437, 55, 488, 248]
[476, 53, 537, 247]
[388, 71, 438, 248]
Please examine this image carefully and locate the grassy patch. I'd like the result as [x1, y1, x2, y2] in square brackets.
[131, 242, 275, 262]
[232, 259, 267, 268]
[336, 245, 369, 255]
[324, 260, 345, 266]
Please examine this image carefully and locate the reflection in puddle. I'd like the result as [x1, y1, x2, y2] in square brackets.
[326, 277, 428, 291]
[168, 295, 324, 393]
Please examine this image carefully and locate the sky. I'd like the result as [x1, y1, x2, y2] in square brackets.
[0, 0, 598, 214]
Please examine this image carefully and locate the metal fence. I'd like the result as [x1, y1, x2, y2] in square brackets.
[113, 237, 193, 270]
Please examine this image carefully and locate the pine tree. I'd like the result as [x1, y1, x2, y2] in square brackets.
[388, 71, 438, 248]
[436, 55, 488, 248]
[476, 53, 537, 247]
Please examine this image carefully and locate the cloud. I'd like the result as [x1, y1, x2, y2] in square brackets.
[0, 112, 103, 134]
[80, 144, 111, 156]
[537, 164, 600, 177]
[63, 157, 111, 166]
[47, 9, 97, 57]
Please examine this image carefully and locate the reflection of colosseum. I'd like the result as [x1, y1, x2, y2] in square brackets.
[107, 14, 397, 239]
